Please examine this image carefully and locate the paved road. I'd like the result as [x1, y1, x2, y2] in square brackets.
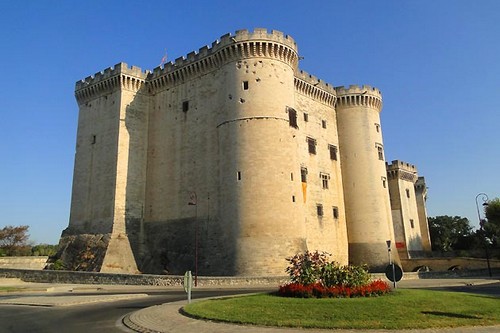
[428, 281, 500, 297]
[0, 288, 273, 333]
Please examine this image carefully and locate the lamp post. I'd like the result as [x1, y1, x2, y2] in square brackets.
[386, 240, 396, 288]
[188, 191, 198, 286]
[475, 193, 491, 277]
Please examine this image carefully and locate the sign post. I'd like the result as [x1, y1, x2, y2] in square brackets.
[184, 270, 193, 303]
[385, 240, 403, 288]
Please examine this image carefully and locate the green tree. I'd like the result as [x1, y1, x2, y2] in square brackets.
[0, 225, 31, 256]
[31, 244, 58, 256]
[485, 197, 500, 246]
[428, 216, 473, 252]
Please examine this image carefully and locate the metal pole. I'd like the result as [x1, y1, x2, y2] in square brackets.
[475, 193, 491, 277]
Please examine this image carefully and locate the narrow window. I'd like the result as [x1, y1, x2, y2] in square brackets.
[91, 135, 96, 144]
[300, 167, 307, 183]
[303, 113, 309, 122]
[328, 144, 337, 161]
[292, 195, 296, 202]
[381, 176, 387, 188]
[317, 204, 324, 217]
[242, 81, 249, 90]
[290, 173, 294, 181]
[322, 120, 327, 128]
[288, 107, 298, 128]
[333, 206, 339, 219]
[307, 137, 317, 154]
[410, 219, 415, 228]
[320, 173, 329, 189]
[237, 171, 242, 181]
[406, 189, 410, 198]
[375, 143, 384, 160]
[182, 100, 189, 112]
[375, 123, 380, 133]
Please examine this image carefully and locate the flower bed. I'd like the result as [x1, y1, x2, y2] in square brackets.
[278, 279, 391, 298]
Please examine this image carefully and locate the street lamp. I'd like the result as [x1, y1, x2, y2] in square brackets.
[475, 193, 491, 277]
[188, 191, 198, 286]
[386, 240, 396, 288]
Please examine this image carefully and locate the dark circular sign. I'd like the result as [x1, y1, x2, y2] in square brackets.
[385, 264, 403, 282]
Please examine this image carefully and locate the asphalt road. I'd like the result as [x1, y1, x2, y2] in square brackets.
[0, 288, 273, 333]
[429, 281, 500, 297]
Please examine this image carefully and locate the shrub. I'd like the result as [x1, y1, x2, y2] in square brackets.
[285, 251, 330, 285]
[281, 250, 391, 298]
[321, 263, 370, 288]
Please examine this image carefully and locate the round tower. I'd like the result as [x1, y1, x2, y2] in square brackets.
[335, 85, 399, 271]
[215, 29, 304, 275]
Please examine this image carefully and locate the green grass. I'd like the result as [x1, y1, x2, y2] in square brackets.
[0, 286, 25, 292]
[184, 290, 500, 329]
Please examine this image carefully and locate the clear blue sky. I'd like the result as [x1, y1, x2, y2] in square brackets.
[1, 1, 499, 244]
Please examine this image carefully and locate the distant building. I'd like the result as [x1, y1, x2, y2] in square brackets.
[58, 29, 431, 275]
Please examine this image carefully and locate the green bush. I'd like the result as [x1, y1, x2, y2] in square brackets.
[322, 263, 370, 288]
[285, 250, 371, 288]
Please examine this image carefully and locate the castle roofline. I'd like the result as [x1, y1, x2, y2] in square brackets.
[149, 28, 298, 79]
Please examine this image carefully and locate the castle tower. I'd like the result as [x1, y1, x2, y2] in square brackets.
[59, 63, 149, 273]
[336, 86, 398, 271]
[386, 160, 425, 258]
[215, 29, 305, 275]
[415, 176, 432, 253]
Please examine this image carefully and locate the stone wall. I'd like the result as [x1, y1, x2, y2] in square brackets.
[0, 257, 48, 270]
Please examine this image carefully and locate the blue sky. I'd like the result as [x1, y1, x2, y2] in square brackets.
[1, 1, 499, 244]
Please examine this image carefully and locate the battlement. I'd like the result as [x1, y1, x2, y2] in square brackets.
[335, 85, 382, 111]
[75, 63, 149, 91]
[386, 160, 417, 173]
[386, 160, 418, 182]
[294, 70, 336, 107]
[335, 85, 381, 98]
[148, 29, 299, 92]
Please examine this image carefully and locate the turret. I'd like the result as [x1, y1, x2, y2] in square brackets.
[335, 85, 398, 271]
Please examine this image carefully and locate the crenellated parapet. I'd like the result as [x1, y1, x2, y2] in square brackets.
[147, 28, 299, 94]
[294, 70, 336, 106]
[75, 63, 149, 105]
[335, 85, 382, 111]
[386, 160, 418, 183]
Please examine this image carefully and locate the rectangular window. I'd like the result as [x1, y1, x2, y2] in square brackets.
[91, 135, 96, 144]
[242, 81, 249, 90]
[307, 137, 317, 154]
[290, 173, 294, 181]
[328, 144, 337, 161]
[237, 171, 242, 181]
[333, 206, 339, 219]
[300, 167, 307, 183]
[288, 107, 298, 129]
[303, 113, 309, 122]
[410, 219, 415, 228]
[292, 195, 295, 202]
[381, 176, 387, 188]
[317, 204, 323, 217]
[375, 143, 384, 160]
[322, 120, 327, 128]
[406, 189, 410, 198]
[182, 100, 189, 112]
[375, 123, 380, 133]
[320, 173, 329, 189]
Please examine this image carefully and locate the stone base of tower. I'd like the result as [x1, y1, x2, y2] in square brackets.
[57, 233, 139, 273]
[348, 242, 401, 272]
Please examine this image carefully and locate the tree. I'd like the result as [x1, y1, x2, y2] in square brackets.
[428, 216, 473, 252]
[0, 225, 31, 256]
[485, 197, 500, 246]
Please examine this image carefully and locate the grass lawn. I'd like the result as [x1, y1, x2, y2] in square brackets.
[184, 289, 500, 329]
[0, 286, 25, 292]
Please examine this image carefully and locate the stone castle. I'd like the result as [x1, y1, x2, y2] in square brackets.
[58, 28, 431, 275]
